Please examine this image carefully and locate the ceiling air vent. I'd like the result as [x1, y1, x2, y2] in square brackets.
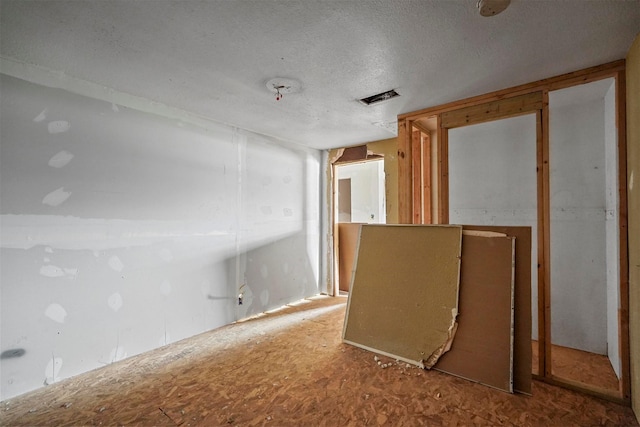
[358, 89, 400, 106]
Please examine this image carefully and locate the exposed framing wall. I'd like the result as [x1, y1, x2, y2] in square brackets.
[397, 60, 630, 403]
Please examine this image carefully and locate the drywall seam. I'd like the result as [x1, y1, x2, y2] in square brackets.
[0, 215, 231, 251]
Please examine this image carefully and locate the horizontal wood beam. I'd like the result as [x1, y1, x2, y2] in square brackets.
[441, 92, 543, 129]
[399, 59, 624, 122]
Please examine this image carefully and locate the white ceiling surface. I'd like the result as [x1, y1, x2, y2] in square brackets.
[1, 1, 639, 150]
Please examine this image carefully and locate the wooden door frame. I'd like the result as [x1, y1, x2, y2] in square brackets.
[397, 60, 630, 403]
[330, 147, 385, 296]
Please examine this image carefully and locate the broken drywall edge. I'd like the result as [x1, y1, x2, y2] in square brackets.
[425, 320, 459, 369]
[461, 229, 508, 238]
[342, 225, 462, 370]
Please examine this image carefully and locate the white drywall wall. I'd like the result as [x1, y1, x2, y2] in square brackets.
[549, 83, 614, 355]
[0, 74, 321, 400]
[448, 114, 539, 338]
[604, 81, 620, 377]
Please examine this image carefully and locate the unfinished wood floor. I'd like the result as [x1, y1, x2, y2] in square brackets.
[1, 296, 637, 427]
[532, 340, 620, 392]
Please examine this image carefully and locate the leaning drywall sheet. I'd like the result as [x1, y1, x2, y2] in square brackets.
[338, 223, 363, 292]
[434, 231, 515, 393]
[342, 224, 462, 368]
[461, 225, 532, 394]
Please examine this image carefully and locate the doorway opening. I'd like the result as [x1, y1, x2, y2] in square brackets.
[332, 153, 386, 295]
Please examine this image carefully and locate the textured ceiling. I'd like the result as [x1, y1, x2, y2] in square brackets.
[1, 0, 639, 150]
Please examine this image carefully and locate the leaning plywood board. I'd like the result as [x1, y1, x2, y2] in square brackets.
[342, 224, 462, 368]
[338, 223, 363, 292]
[434, 231, 515, 393]
[462, 225, 532, 395]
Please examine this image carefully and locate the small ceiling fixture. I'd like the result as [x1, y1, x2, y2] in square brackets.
[266, 77, 301, 101]
[358, 89, 400, 106]
[477, 0, 511, 16]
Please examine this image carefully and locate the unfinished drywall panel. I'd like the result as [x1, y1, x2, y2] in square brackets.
[626, 32, 640, 423]
[448, 115, 538, 338]
[234, 133, 321, 318]
[435, 231, 515, 393]
[0, 73, 321, 400]
[604, 80, 621, 379]
[460, 225, 532, 394]
[343, 224, 462, 367]
[549, 80, 615, 355]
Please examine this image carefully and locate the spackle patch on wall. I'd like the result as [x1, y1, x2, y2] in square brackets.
[44, 357, 63, 385]
[44, 303, 67, 323]
[47, 120, 70, 134]
[40, 265, 65, 278]
[48, 150, 74, 168]
[42, 187, 71, 207]
[33, 108, 47, 122]
[260, 264, 269, 278]
[261, 206, 273, 215]
[107, 293, 123, 312]
[108, 255, 124, 272]
[40, 265, 77, 278]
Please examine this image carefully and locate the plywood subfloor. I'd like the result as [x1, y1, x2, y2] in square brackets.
[532, 340, 621, 392]
[2, 297, 637, 427]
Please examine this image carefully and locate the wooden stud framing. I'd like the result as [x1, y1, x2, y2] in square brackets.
[437, 118, 449, 224]
[410, 129, 433, 224]
[397, 119, 412, 224]
[422, 133, 432, 224]
[441, 92, 543, 129]
[539, 94, 552, 379]
[616, 69, 631, 401]
[398, 60, 625, 122]
[411, 129, 422, 224]
[396, 60, 630, 403]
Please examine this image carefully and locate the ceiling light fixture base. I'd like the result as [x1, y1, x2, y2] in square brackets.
[266, 78, 302, 101]
[477, 0, 511, 16]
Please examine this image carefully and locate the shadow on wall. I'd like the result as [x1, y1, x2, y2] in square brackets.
[227, 231, 321, 320]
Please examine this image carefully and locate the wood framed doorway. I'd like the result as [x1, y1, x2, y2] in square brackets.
[330, 146, 386, 296]
[396, 60, 630, 403]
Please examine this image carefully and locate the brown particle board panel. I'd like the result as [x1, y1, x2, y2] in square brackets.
[338, 223, 362, 292]
[462, 225, 532, 394]
[342, 224, 462, 368]
[434, 231, 515, 393]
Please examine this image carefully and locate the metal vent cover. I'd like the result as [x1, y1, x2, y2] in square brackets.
[358, 89, 400, 106]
